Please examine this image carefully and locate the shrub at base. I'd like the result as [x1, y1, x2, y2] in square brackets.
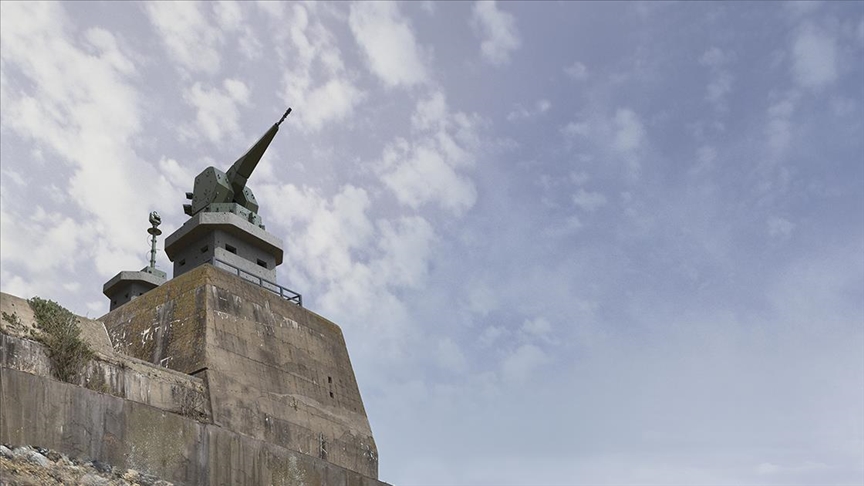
[27, 297, 93, 383]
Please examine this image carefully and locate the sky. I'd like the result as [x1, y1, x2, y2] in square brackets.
[1, 1, 863, 485]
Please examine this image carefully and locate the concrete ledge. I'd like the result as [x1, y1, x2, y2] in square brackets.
[103, 270, 166, 295]
[165, 212, 283, 265]
[1, 332, 210, 422]
[0, 368, 390, 486]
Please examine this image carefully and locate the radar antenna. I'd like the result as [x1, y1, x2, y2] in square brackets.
[147, 211, 162, 270]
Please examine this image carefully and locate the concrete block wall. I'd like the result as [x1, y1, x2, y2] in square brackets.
[99, 265, 380, 479]
[1, 368, 387, 486]
[0, 289, 389, 485]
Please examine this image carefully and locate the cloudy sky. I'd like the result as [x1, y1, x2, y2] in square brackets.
[2, 1, 863, 484]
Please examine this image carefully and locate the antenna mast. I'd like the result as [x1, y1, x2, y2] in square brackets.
[147, 211, 162, 270]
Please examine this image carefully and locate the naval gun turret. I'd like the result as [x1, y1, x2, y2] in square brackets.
[183, 108, 291, 228]
[165, 109, 292, 285]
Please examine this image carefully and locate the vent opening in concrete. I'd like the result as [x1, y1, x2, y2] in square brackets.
[200, 245, 209, 253]
[125, 293, 129, 299]
[328, 376, 332, 383]
[257, 259, 267, 268]
[179, 259, 186, 266]
[225, 244, 237, 254]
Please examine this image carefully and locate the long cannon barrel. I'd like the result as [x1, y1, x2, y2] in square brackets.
[226, 108, 291, 194]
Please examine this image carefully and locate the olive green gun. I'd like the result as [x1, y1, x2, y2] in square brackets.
[183, 108, 291, 228]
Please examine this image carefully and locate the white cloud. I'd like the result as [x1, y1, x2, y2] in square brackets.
[785, 1, 822, 18]
[699, 47, 735, 111]
[472, 1, 521, 66]
[349, 2, 428, 87]
[613, 108, 646, 178]
[466, 282, 498, 316]
[561, 121, 590, 138]
[706, 72, 732, 109]
[145, 2, 221, 74]
[521, 317, 552, 337]
[84, 28, 137, 76]
[0, 204, 82, 275]
[254, 0, 286, 19]
[792, 24, 837, 90]
[381, 142, 477, 214]
[572, 188, 607, 213]
[756, 461, 829, 475]
[555, 215, 584, 236]
[569, 171, 590, 185]
[0, 2, 176, 280]
[768, 216, 796, 238]
[280, 4, 365, 132]
[506, 99, 551, 122]
[420, 1, 436, 15]
[501, 343, 549, 384]
[479, 325, 507, 347]
[699, 47, 734, 69]
[561, 108, 646, 180]
[213, 1, 242, 31]
[158, 158, 195, 186]
[301, 78, 365, 132]
[211, 1, 263, 61]
[436, 338, 468, 373]
[564, 61, 588, 80]
[375, 217, 435, 288]
[378, 92, 480, 215]
[766, 93, 798, 154]
[613, 109, 645, 153]
[183, 79, 251, 144]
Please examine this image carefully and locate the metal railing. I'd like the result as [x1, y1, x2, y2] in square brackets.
[208, 258, 302, 307]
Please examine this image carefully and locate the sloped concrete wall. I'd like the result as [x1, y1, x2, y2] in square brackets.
[0, 367, 387, 486]
[1, 292, 209, 420]
[100, 265, 379, 479]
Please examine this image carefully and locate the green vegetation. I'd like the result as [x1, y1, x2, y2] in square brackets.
[2, 310, 23, 327]
[27, 297, 93, 383]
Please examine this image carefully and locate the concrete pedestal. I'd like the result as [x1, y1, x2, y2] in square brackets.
[99, 265, 379, 480]
[103, 267, 167, 311]
[165, 212, 283, 283]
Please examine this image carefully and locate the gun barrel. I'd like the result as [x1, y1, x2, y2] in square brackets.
[229, 124, 278, 183]
[226, 108, 292, 188]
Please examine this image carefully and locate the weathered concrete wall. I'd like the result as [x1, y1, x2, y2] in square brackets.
[100, 271, 209, 374]
[0, 368, 388, 486]
[1, 265, 385, 484]
[1, 367, 206, 484]
[100, 265, 379, 479]
[1, 333, 210, 421]
[1, 292, 209, 421]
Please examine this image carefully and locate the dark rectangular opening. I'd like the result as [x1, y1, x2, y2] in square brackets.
[329, 391, 334, 398]
[257, 259, 267, 268]
[200, 245, 209, 253]
[327, 376, 332, 384]
[225, 244, 237, 254]
[179, 259, 186, 266]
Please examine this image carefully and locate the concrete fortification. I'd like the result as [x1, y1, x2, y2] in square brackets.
[1, 111, 389, 485]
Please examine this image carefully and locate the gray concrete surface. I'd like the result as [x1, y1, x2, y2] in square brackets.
[99, 265, 379, 479]
[1, 285, 389, 485]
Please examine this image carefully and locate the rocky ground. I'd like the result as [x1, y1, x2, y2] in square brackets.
[0, 445, 173, 486]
